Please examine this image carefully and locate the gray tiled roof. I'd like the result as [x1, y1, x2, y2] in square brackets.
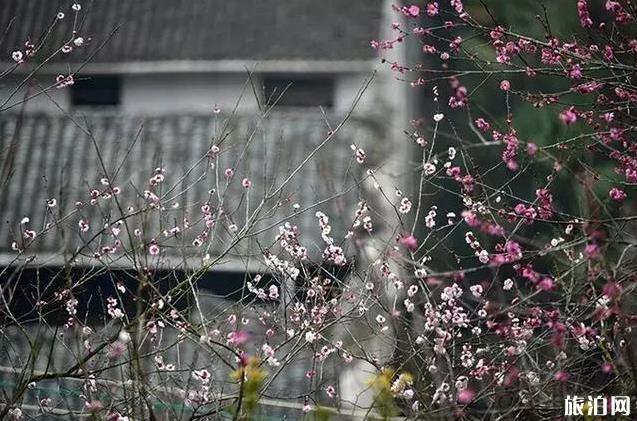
[0, 112, 380, 267]
[0, 0, 383, 63]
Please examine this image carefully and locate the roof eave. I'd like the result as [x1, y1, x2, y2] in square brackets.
[3, 59, 377, 75]
[0, 252, 265, 273]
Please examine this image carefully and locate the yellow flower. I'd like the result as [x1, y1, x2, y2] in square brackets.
[230, 356, 265, 383]
[369, 368, 395, 392]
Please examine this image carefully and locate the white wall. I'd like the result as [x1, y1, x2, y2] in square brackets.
[122, 73, 260, 115]
[122, 72, 383, 116]
[0, 69, 401, 118]
[335, 73, 378, 114]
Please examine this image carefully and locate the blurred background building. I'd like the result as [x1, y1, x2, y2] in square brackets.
[0, 1, 414, 417]
[0, 0, 413, 272]
[1, 0, 397, 115]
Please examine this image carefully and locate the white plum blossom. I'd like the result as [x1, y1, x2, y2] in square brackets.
[12, 50, 23, 62]
[503, 278, 514, 290]
[470, 284, 483, 298]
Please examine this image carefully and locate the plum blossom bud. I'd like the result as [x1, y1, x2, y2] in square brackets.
[148, 242, 160, 256]
[79, 219, 89, 232]
[559, 107, 577, 125]
[609, 187, 626, 201]
[353, 146, 366, 163]
[601, 362, 614, 374]
[537, 277, 554, 291]
[475, 118, 490, 131]
[457, 388, 475, 404]
[118, 330, 131, 343]
[423, 162, 436, 175]
[554, 370, 569, 382]
[326, 385, 337, 398]
[470, 284, 483, 297]
[400, 233, 418, 251]
[426, 2, 439, 16]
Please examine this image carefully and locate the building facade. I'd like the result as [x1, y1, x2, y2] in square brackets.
[0, 0, 413, 271]
[0, 1, 415, 415]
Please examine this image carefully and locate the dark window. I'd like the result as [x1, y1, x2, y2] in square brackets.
[71, 75, 121, 106]
[263, 76, 334, 108]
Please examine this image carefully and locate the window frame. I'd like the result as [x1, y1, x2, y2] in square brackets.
[261, 74, 335, 109]
[70, 74, 122, 107]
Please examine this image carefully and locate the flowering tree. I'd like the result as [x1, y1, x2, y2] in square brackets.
[1, 1, 637, 420]
[366, 0, 637, 418]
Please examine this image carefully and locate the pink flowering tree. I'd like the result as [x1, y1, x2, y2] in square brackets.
[365, 0, 637, 418]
